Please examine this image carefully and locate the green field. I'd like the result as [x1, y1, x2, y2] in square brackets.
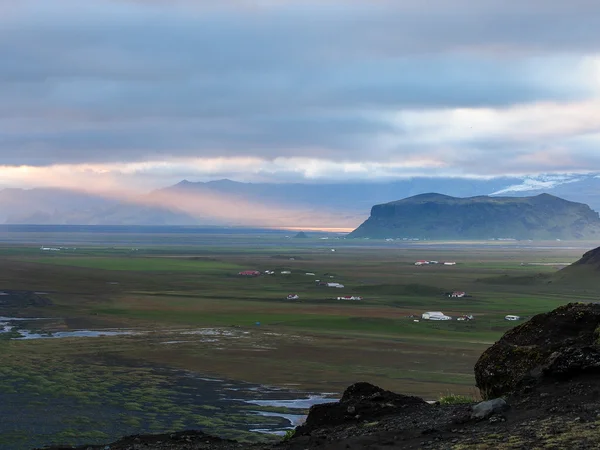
[0, 234, 593, 448]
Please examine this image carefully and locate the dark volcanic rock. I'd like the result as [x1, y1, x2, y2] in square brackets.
[471, 398, 509, 420]
[294, 382, 429, 436]
[475, 302, 600, 399]
[0, 290, 53, 309]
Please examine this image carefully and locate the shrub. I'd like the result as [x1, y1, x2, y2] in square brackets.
[438, 393, 476, 405]
[282, 429, 296, 441]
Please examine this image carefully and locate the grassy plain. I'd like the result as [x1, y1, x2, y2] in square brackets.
[0, 232, 594, 448]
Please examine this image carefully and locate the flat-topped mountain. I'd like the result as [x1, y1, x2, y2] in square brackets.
[349, 193, 600, 240]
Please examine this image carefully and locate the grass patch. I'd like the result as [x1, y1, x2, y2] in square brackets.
[438, 393, 477, 405]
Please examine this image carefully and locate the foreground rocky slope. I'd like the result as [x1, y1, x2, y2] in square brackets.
[349, 193, 600, 240]
[41, 303, 600, 450]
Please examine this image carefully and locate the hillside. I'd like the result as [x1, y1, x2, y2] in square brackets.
[552, 245, 600, 286]
[349, 193, 600, 240]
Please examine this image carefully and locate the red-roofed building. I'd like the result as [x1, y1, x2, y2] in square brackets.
[238, 270, 260, 276]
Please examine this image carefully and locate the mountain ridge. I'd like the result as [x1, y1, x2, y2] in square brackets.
[1, 174, 600, 227]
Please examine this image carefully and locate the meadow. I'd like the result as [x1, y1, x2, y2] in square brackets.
[0, 230, 594, 448]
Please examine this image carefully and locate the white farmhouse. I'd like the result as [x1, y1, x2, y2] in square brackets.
[422, 311, 452, 321]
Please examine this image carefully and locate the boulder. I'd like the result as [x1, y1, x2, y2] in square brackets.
[294, 382, 429, 436]
[471, 398, 509, 420]
[475, 303, 600, 399]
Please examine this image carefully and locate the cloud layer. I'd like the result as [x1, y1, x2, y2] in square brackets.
[1, 0, 600, 187]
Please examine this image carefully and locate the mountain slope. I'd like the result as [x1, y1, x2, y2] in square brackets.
[553, 246, 600, 286]
[349, 193, 600, 240]
[160, 177, 522, 214]
[0, 188, 199, 226]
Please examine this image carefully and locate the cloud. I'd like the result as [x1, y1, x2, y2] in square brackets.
[0, 0, 600, 180]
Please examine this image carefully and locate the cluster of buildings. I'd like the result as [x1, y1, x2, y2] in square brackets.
[237, 269, 359, 301]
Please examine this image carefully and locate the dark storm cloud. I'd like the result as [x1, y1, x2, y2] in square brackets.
[0, 0, 599, 168]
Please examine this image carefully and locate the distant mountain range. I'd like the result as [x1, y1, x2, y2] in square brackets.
[349, 193, 600, 240]
[1, 173, 600, 228]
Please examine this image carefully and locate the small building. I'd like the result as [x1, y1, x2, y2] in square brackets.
[505, 315, 521, 321]
[415, 260, 429, 266]
[238, 270, 260, 277]
[337, 296, 363, 301]
[443, 262, 457, 266]
[450, 291, 466, 298]
[305, 272, 315, 276]
[422, 311, 452, 321]
[280, 271, 291, 274]
[286, 294, 299, 300]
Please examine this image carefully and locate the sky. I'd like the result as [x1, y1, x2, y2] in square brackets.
[2, 0, 600, 193]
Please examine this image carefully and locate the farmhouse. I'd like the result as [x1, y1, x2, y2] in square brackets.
[421, 311, 452, 321]
[238, 270, 260, 276]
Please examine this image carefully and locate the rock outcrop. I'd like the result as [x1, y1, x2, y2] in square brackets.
[294, 382, 429, 436]
[475, 302, 600, 399]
